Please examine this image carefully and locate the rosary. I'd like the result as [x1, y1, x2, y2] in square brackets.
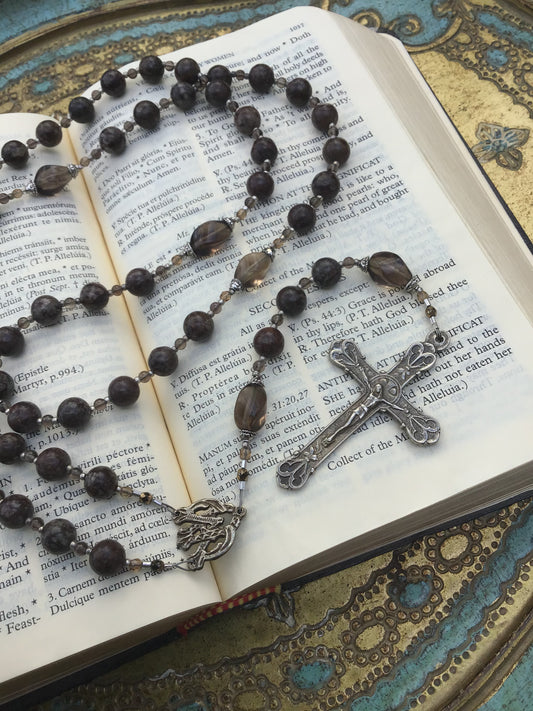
[0, 55, 449, 579]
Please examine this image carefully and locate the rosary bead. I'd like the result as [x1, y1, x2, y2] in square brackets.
[311, 103, 338, 132]
[35, 120, 62, 148]
[148, 346, 178, 376]
[0, 432, 26, 464]
[237, 467, 249, 481]
[139, 55, 165, 83]
[133, 100, 160, 130]
[246, 171, 274, 200]
[31, 517, 44, 531]
[234, 106, 261, 136]
[0, 371, 14, 400]
[41, 518, 77, 553]
[111, 284, 124, 296]
[100, 68, 126, 98]
[108, 376, 140, 407]
[1, 140, 29, 168]
[174, 337, 188, 350]
[276, 285, 307, 316]
[312, 257, 342, 287]
[342, 256, 356, 268]
[248, 63, 275, 93]
[286, 77, 312, 107]
[17, 316, 32, 329]
[190, 220, 233, 257]
[139, 492, 153, 504]
[99, 127, 127, 155]
[57, 397, 92, 429]
[128, 558, 143, 571]
[287, 203, 316, 234]
[426, 305, 437, 318]
[72, 541, 89, 556]
[138, 370, 153, 383]
[79, 282, 110, 310]
[322, 137, 351, 166]
[234, 383, 267, 432]
[239, 445, 252, 461]
[0, 494, 34, 528]
[84, 466, 118, 499]
[89, 539, 126, 576]
[0, 326, 24, 356]
[34, 165, 75, 196]
[170, 82, 197, 111]
[175, 57, 201, 84]
[205, 80, 232, 108]
[91, 148, 102, 160]
[207, 64, 232, 85]
[150, 559, 165, 573]
[234, 252, 272, 288]
[30, 295, 63, 326]
[251, 137, 278, 165]
[311, 170, 340, 202]
[253, 327, 284, 358]
[367, 251, 412, 288]
[270, 313, 284, 327]
[252, 358, 266, 373]
[68, 97, 95, 123]
[35, 447, 71, 482]
[7, 401, 41, 433]
[125, 267, 155, 296]
[183, 311, 214, 342]
[93, 398, 108, 411]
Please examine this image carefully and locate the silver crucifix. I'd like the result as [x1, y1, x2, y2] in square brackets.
[277, 334, 446, 490]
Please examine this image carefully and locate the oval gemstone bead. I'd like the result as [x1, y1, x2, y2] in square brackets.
[34, 165, 74, 196]
[234, 383, 267, 432]
[234, 252, 271, 288]
[368, 252, 412, 288]
[190, 220, 233, 257]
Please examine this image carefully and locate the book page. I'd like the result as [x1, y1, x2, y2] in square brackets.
[0, 115, 220, 695]
[67, 7, 533, 600]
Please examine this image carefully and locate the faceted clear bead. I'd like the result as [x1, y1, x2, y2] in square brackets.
[93, 398, 107, 411]
[174, 337, 188, 350]
[342, 257, 356, 268]
[171, 254, 183, 266]
[234, 252, 271, 288]
[367, 252, 412, 288]
[17, 317, 32, 330]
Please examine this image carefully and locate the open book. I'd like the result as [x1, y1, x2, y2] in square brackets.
[1, 6, 532, 703]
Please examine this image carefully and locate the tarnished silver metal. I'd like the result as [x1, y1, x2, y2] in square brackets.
[25, 181, 37, 196]
[263, 246, 275, 261]
[67, 164, 80, 178]
[358, 256, 370, 273]
[229, 278, 243, 292]
[173, 498, 246, 570]
[277, 338, 441, 490]
[427, 329, 450, 352]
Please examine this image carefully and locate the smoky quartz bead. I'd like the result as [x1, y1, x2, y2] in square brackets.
[0, 494, 34, 528]
[170, 82, 196, 111]
[367, 252, 413, 288]
[311, 171, 340, 202]
[133, 100, 160, 130]
[0, 371, 14, 400]
[287, 203, 316, 234]
[0, 432, 26, 464]
[234, 106, 261, 136]
[311, 103, 338, 132]
[84, 466, 118, 499]
[125, 268, 155, 296]
[312, 257, 342, 288]
[323, 137, 350, 166]
[7, 401, 42, 434]
[175, 57, 200, 84]
[100, 69, 126, 97]
[108, 376, 140, 407]
[148, 346, 178, 376]
[41, 518, 77, 553]
[190, 220, 233, 257]
[249, 63, 275, 93]
[207, 64, 232, 85]
[36, 120, 62, 147]
[253, 327, 284, 358]
[80, 282, 109, 310]
[205, 80, 231, 108]
[0, 326, 24, 356]
[31, 295, 63, 326]
[276, 285, 307, 316]
[286, 78, 312, 107]
[234, 383, 267, 432]
[234, 252, 272, 288]
[89, 539, 126, 576]
[183, 311, 214, 342]
[35, 447, 71, 482]
[99, 127, 126, 155]
[251, 137, 278, 165]
[57, 397, 92, 429]
[139, 55, 165, 83]
[34, 165, 74, 196]
[68, 96, 95, 123]
[246, 171, 274, 200]
[1, 140, 29, 168]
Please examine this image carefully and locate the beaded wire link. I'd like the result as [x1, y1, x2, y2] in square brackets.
[232, 252, 447, 505]
[0, 69, 351, 435]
